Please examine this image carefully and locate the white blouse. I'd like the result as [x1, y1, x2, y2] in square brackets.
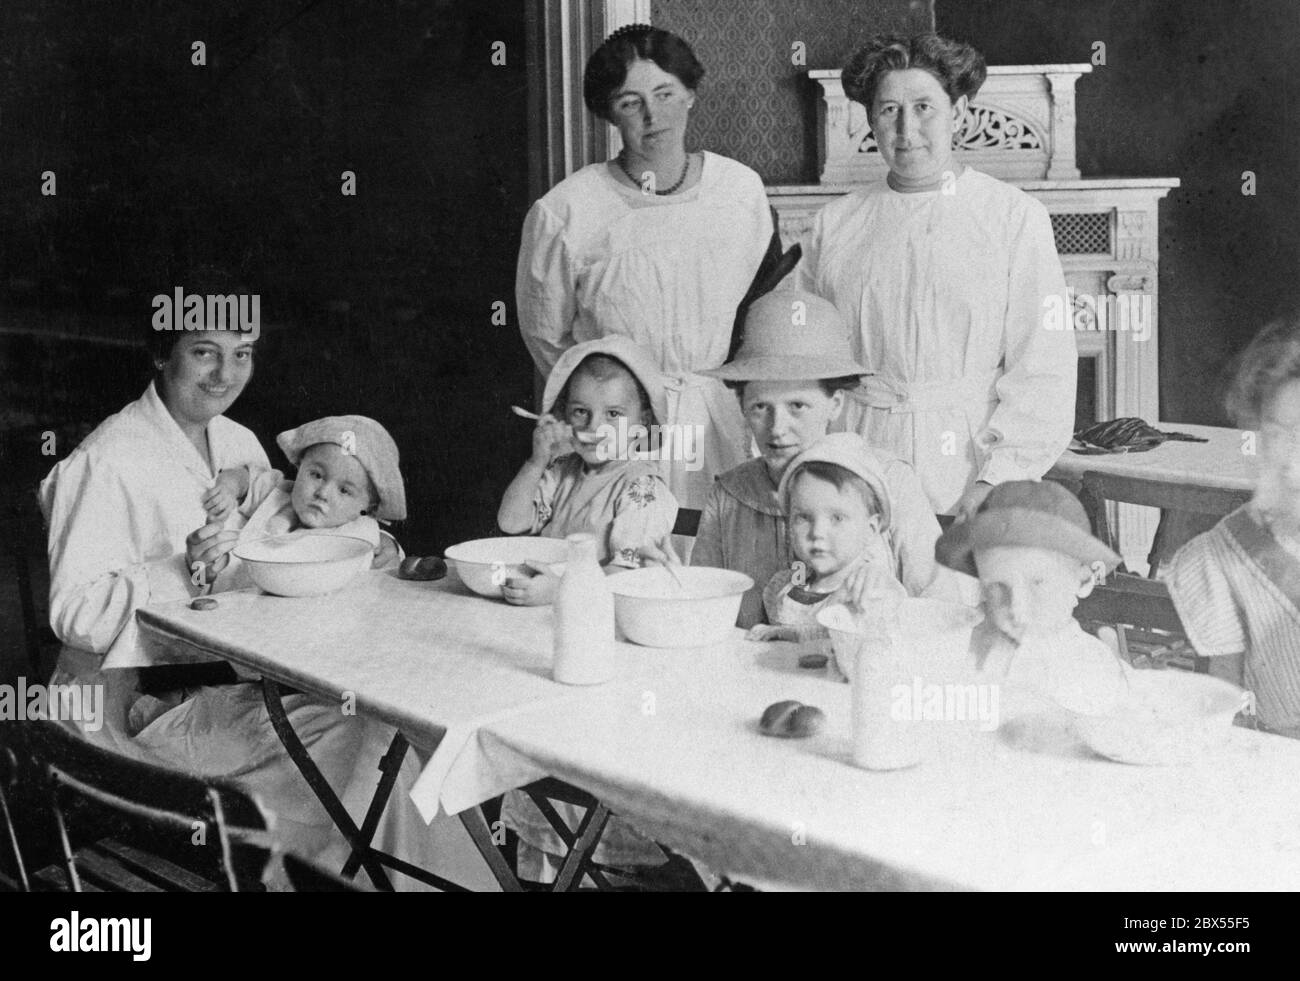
[516, 151, 773, 508]
[40, 381, 270, 669]
[796, 167, 1077, 514]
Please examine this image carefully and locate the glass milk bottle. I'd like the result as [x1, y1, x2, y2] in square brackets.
[552, 533, 616, 685]
[850, 605, 921, 770]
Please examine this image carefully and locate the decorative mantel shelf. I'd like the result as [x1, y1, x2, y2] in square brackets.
[811, 64, 1093, 183]
[766, 65, 1180, 570]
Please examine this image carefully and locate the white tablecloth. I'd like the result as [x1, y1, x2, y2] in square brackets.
[138, 571, 1300, 891]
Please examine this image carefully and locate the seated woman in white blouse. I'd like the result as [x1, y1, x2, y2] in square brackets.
[796, 32, 1078, 521]
[40, 292, 438, 888]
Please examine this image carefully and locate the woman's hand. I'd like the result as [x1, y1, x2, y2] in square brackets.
[952, 480, 995, 525]
[185, 521, 240, 589]
[530, 413, 575, 466]
[501, 560, 560, 606]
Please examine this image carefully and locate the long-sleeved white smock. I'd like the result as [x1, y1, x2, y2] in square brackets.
[516, 152, 773, 508]
[796, 167, 1077, 514]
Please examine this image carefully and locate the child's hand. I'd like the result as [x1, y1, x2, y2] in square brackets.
[838, 559, 906, 614]
[202, 472, 243, 521]
[501, 560, 560, 606]
[530, 414, 575, 466]
[185, 521, 239, 589]
[372, 532, 402, 571]
[746, 623, 805, 642]
[637, 534, 682, 570]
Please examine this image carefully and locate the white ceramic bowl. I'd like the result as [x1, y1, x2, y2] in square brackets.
[817, 599, 982, 683]
[443, 536, 570, 598]
[607, 566, 753, 648]
[1069, 670, 1248, 765]
[232, 533, 373, 597]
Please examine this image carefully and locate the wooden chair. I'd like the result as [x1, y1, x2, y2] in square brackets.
[1, 493, 61, 679]
[1076, 471, 1250, 577]
[672, 507, 701, 538]
[280, 851, 369, 892]
[1073, 572, 1205, 672]
[0, 721, 273, 892]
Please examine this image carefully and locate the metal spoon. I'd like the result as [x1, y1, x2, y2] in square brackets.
[510, 405, 603, 445]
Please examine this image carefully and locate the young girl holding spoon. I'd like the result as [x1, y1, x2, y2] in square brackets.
[497, 335, 678, 606]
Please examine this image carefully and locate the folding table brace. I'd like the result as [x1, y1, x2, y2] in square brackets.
[260, 678, 497, 892]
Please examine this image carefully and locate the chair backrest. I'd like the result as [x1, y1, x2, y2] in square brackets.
[1080, 470, 1251, 517]
[2, 721, 271, 892]
[672, 508, 701, 538]
[1074, 573, 1185, 634]
[1, 491, 53, 679]
[280, 851, 368, 892]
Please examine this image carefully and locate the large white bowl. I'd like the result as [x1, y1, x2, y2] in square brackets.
[443, 536, 570, 598]
[607, 566, 753, 648]
[817, 598, 982, 683]
[232, 533, 373, 597]
[1069, 670, 1248, 765]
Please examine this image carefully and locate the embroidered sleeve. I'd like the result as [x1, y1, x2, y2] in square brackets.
[608, 473, 678, 568]
[530, 457, 566, 534]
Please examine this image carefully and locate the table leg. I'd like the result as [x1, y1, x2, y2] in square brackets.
[458, 806, 524, 893]
[341, 732, 409, 879]
[260, 679, 393, 891]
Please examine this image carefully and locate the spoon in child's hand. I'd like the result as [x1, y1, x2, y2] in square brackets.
[510, 405, 603, 444]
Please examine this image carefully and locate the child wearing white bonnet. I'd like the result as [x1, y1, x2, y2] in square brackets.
[197, 413, 406, 591]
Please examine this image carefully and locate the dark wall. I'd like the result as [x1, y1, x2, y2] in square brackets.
[937, 0, 1300, 425]
[651, 0, 934, 183]
[0, 0, 533, 534]
[0, 0, 533, 680]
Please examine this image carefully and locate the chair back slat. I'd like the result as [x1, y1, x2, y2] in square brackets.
[672, 508, 701, 538]
[3, 721, 271, 892]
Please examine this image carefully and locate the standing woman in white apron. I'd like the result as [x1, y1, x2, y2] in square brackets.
[516, 24, 773, 510]
[797, 33, 1077, 520]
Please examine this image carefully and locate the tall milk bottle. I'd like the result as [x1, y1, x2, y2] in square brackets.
[850, 605, 921, 769]
[552, 533, 616, 685]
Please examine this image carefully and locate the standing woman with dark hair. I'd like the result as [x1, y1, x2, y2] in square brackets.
[516, 24, 774, 509]
[797, 33, 1077, 522]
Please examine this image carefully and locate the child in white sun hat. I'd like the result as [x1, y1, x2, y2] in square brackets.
[675, 289, 962, 627]
[935, 480, 1131, 715]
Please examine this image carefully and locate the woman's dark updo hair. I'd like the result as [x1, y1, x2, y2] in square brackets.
[1224, 313, 1300, 429]
[583, 24, 705, 121]
[842, 32, 987, 111]
[144, 263, 254, 366]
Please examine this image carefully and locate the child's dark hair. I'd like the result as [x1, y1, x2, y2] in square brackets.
[1224, 313, 1300, 428]
[726, 376, 862, 400]
[552, 354, 655, 422]
[788, 461, 882, 517]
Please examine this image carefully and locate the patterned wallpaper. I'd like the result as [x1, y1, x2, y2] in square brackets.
[651, 0, 933, 183]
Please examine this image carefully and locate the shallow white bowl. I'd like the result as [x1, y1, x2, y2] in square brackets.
[443, 536, 570, 598]
[232, 533, 373, 597]
[1069, 670, 1247, 765]
[817, 598, 982, 683]
[607, 566, 753, 648]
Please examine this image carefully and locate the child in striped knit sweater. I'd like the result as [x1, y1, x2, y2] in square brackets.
[1168, 316, 1300, 738]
